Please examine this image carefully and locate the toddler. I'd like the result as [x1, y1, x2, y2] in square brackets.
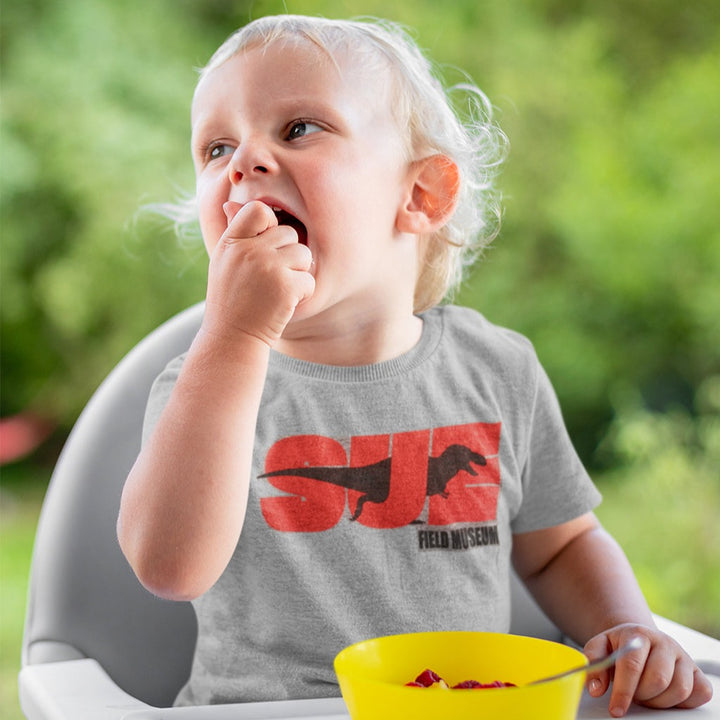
[117, 15, 712, 716]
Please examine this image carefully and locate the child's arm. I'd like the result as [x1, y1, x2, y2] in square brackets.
[512, 513, 713, 717]
[117, 201, 314, 601]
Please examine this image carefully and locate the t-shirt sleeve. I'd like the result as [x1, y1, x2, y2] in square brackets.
[140, 353, 185, 447]
[511, 358, 602, 534]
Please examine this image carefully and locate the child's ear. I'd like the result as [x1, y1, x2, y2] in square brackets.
[396, 154, 460, 235]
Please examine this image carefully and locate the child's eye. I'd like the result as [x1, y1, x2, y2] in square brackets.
[285, 121, 323, 141]
[208, 143, 234, 160]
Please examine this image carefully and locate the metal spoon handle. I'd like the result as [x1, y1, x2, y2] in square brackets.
[528, 637, 643, 686]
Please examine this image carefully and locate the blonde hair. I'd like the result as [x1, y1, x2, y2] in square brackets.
[167, 15, 507, 311]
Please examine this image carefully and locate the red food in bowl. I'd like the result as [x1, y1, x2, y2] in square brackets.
[406, 669, 516, 690]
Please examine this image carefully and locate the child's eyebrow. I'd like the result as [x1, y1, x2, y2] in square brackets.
[190, 118, 221, 151]
[191, 99, 345, 143]
[190, 111, 222, 145]
[265, 96, 344, 120]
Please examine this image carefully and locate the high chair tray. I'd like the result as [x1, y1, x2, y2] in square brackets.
[19, 616, 719, 720]
[121, 697, 349, 720]
[20, 658, 720, 720]
[122, 672, 720, 720]
[122, 690, 720, 720]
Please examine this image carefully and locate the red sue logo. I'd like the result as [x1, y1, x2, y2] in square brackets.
[259, 422, 501, 532]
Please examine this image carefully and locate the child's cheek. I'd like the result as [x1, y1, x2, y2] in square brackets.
[196, 186, 226, 255]
[198, 216, 222, 256]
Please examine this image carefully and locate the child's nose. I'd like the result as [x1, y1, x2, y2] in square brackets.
[228, 142, 276, 184]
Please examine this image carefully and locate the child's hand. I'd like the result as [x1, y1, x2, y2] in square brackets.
[584, 623, 713, 717]
[203, 200, 315, 347]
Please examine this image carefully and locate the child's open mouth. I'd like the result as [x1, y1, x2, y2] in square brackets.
[272, 208, 308, 246]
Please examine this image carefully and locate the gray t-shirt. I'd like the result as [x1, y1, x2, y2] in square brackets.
[142, 305, 601, 706]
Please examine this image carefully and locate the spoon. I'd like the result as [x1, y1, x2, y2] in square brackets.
[527, 637, 643, 686]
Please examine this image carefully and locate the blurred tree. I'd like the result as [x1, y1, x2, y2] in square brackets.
[1, 0, 235, 421]
[1, 0, 719, 472]
[453, 1, 720, 462]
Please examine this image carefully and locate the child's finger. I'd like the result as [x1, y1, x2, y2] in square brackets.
[280, 241, 313, 273]
[676, 667, 714, 709]
[222, 200, 278, 243]
[642, 655, 695, 708]
[631, 643, 684, 705]
[223, 200, 243, 224]
[606, 637, 651, 717]
[638, 655, 713, 710]
[295, 266, 316, 305]
[584, 634, 613, 699]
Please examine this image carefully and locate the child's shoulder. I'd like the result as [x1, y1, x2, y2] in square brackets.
[427, 304, 542, 387]
[431, 304, 536, 357]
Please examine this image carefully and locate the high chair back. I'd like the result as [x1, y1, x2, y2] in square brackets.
[21, 303, 204, 707]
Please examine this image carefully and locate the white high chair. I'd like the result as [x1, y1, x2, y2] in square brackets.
[18, 303, 720, 719]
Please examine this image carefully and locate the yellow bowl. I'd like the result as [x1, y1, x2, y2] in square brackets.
[334, 631, 587, 720]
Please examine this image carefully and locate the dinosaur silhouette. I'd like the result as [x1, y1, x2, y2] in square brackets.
[259, 443, 487, 521]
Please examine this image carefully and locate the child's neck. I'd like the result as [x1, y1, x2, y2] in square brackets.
[276, 307, 423, 367]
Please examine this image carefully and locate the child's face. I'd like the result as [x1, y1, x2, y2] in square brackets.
[191, 39, 421, 331]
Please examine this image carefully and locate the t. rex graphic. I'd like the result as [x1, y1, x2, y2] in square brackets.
[259, 444, 487, 521]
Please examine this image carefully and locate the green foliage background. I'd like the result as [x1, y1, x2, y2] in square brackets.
[3, 0, 719, 460]
[1, 2, 719, 712]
